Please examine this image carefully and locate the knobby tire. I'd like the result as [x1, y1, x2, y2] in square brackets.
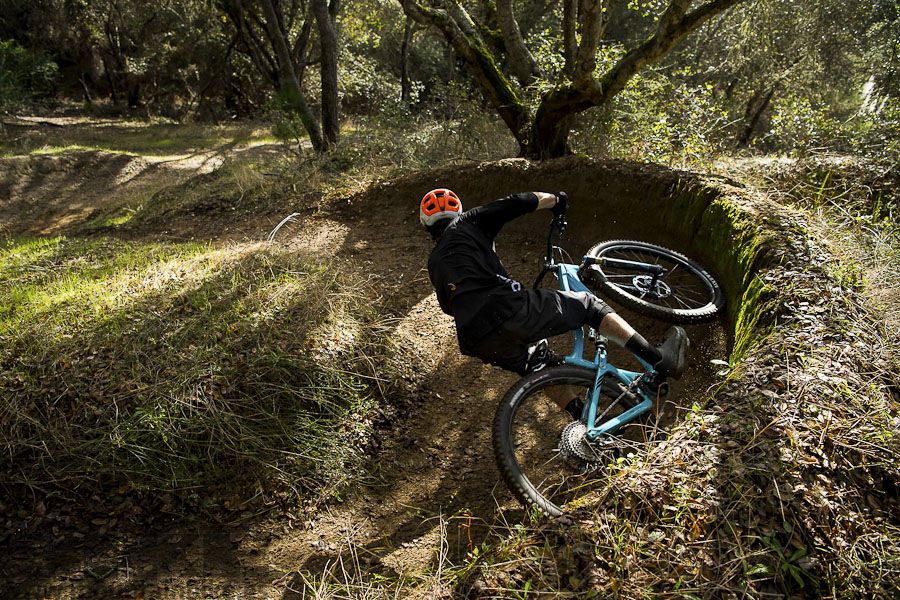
[492, 365, 650, 516]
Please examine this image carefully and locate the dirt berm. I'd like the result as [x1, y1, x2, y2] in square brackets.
[3, 153, 897, 598]
[340, 156, 898, 597]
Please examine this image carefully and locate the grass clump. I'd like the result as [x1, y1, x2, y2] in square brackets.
[0, 235, 391, 503]
[0, 119, 275, 158]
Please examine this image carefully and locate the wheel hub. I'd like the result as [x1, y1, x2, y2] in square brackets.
[632, 275, 671, 299]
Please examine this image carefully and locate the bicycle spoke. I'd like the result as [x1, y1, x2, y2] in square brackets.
[672, 294, 692, 309]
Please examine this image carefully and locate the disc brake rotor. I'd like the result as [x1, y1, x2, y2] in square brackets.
[632, 275, 671, 299]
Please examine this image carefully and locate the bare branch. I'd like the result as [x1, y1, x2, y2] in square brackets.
[225, 0, 279, 85]
[495, 0, 541, 85]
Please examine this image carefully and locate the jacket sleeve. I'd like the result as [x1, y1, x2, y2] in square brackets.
[461, 192, 539, 241]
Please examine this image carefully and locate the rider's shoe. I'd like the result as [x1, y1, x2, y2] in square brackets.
[525, 339, 550, 373]
[653, 326, 689, 380]
[525, 339, 563, 373]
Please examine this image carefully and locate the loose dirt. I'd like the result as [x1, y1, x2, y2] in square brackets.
[1, 142, 728, 598]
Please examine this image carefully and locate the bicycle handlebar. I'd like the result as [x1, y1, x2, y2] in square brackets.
[533, 193, 569, 289]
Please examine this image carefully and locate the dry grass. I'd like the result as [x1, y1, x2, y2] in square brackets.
[0, 236, 394, 504]
[0, 118, 274, 158]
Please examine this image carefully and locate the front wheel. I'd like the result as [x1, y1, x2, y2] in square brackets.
[583, 240, 724, 323]
[492, 365, 654, 516]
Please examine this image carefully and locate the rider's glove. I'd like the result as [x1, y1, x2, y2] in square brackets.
[552, 192, 568, 218]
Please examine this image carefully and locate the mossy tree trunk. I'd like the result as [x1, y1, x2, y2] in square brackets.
[401, 0, 532, 152]
[402, 0, 745, 159]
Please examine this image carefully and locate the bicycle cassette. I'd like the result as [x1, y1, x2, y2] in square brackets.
[558, 421, 625, 470]
[559, 421, 600, 469]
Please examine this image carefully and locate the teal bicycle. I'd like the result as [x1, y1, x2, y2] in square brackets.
[492, 199, 723, 516]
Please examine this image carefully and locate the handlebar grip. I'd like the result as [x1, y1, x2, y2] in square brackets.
[552, 191, 568, 217]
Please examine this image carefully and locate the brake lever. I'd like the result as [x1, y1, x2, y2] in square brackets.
[535, 212, 567, 289]
[553, 214, 567, 234]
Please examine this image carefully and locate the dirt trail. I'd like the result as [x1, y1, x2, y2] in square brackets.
[228, 181, 730, 595]
[1, 147, 728, 598]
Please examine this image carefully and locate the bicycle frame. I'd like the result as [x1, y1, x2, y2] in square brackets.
[530, 210, 661, 441]
[551, 261, 657, 442]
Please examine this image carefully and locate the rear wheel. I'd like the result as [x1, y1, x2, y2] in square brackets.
[492, 366, 654, 516]
[583, 240, 723, 323]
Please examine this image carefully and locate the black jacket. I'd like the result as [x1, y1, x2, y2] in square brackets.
[427, 192, 539, 353]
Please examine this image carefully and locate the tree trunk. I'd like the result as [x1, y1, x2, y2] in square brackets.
[528, 86, 592, 158]
[562, 0, 577, 77]
[79, 74, 93, 105]
[738, 86, 775, 148]
[495, 0, 540, 85]
[528, 115, 572, 159]
[127, 81, 141, 109]
[259, 0, 326, 151]
[400, 16, 414, 103]
[312, 0, 340, 149]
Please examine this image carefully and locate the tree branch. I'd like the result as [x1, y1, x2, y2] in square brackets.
[401, 0, 530, 145]
[562, 0, 577, 77]
[312, 0, 340, 147]
[290, 5, 314, 80]
[587, 0, 744, 104]
[225, 0, 279, 85]
[259, 0, 301, 79]
[495, 0, 541, 85]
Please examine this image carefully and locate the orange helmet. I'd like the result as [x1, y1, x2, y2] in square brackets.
[419, 188, 462, 227]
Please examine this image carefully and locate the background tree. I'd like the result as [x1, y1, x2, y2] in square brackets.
[0, 0, 235, 117]
[399, 0, 745, 158]
[220, 0, 341, 152]
[670, 0, 897, 148]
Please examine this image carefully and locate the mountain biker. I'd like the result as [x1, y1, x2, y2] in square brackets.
[421, 188, 689, 417]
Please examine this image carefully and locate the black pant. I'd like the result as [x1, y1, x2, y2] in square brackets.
[470, 289, 613, 375]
